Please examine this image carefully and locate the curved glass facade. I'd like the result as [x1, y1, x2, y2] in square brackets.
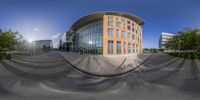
[76, 20, 103, 54]
[62, 12, 144, 55]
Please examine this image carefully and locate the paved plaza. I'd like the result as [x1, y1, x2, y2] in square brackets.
[59, 51, 150, 75]
[0, 51, 200, 100]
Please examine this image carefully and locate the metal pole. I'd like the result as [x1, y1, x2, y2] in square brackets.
[27, 42, 30, 56]
[34, 41, 35, 56]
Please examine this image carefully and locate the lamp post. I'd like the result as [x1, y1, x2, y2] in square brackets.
[178, 38, 181, 56]
[27, 40, 32, 56]
[34, 40, 35, 56]
[178, 39, 181, 52]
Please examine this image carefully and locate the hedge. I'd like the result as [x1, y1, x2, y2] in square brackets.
[168, 52, 200, 60]
[0, 52, 7, 60]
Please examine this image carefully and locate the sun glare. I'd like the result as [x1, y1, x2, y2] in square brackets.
[28, 39, 33, 43]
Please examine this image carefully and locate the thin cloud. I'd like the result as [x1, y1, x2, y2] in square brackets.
[34, 27, 40, 32]
[51, 33, 61, 39]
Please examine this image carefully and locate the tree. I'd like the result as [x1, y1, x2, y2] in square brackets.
[165, 28, 200, 52]
[0, 29, 22, 52]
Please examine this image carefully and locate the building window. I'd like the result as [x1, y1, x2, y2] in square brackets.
[108, 21, 114, 26]
[108, 40, 114, 54]
[108, 16, 113, 20]
[121, 18, 125, 22]
[127, 20, 130, 24]
[116, 17, 120, 21]
[132, 35, 135, 40]
[128, 33, 131, 39]
[116, 29, 120, 37]
[132, 22, 134, 26]
[132, 28, 135, 33]
[124, 42, 126, 54]
[128, 43, 131, 54]
[116, 22, 121, 27]
[132, 44, 135, 53]
[108, 28, 114, 36]
[122, 31, 126, 38]
[77, 20, 103, 54]
[123, 23, 126, 28]
[127, 26, 131, 30]
[117, 41, 121, 54]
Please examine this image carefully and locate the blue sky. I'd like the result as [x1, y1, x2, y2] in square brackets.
[0, 0, 200, 48]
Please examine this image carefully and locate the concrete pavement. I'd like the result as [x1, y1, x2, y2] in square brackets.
[59, 51, 150, 75]
[0, 51, 200, 100]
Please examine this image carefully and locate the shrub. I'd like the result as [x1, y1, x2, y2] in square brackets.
[194, 54, 199, 59]
[186, 53, 192, 59]
[167, 52, 200, 60]
[0, 53, 6, 60]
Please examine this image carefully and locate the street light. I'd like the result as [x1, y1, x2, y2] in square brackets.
[178, 38, 181, 56]
[178, 38, 181, 52]
[27, 40, 32, 56]
[33, 40, 35, 56]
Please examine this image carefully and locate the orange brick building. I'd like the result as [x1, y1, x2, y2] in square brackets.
[63, 11, 144, 56]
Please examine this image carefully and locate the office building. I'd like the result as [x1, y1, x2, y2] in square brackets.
[60, 11, 144, 56]
[159, 32, 175, 50]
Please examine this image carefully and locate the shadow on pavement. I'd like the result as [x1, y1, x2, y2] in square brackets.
[179, 59, 200, 93]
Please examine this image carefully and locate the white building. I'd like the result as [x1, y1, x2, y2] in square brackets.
[159, 32, 175, 50]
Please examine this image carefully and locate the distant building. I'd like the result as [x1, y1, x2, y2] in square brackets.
[35, 40, 53, 49]
[159, 32, 175, 50]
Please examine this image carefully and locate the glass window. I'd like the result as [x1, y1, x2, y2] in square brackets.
[127, 20, 130, 24]
[116, 17, 120, 21]
[132, 22, 134, 26]
[132, 28, 135, 33]
[108, 21, 114, 26]
[128, 33, 131, 39]
[117, 41, 121, 54]
[128, 43, 131, 54]
[116, 22, 121, 27]
[132, 35, 135, 40]
[124, 42, 126, 54]
[122, 31, 126, 38]
[77, 20, 103, 54]
[116, 29, 120, 37]
[108, 40, 114, 54]
[108, 16, 113, 20]
[121, 18, 125, 22]
[127, 26, 131, 30]
[108, 28, 114, 36]
[123, 23, 126, 28]
[132, 44, 135, 53]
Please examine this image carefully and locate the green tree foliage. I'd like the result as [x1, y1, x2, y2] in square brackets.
[0, 29, 23, 52]
[165, 28, 200, 52]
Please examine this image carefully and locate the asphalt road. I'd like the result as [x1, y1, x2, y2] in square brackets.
[0, 51, 200, 100]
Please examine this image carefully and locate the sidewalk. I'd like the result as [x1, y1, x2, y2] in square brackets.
[59, 51, 150, 75]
